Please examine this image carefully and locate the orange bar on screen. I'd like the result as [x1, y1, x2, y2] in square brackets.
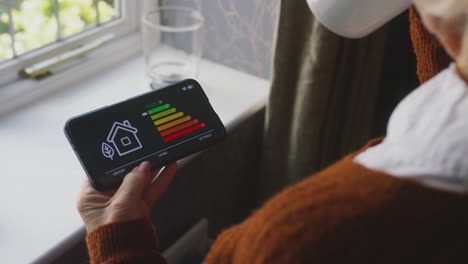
[160, 119, 199, 137]
[157, 116, 191, 131]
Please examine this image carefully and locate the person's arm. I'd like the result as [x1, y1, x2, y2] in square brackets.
[77, 161, 177, 264]
[86, 219, 167, 264]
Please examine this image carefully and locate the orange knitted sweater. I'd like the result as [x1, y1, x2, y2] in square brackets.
[87, 139, 468, 263]
[409, 7, 451, 83]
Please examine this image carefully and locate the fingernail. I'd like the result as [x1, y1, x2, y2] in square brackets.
[137, 161, 150, 173]
[151, 166, 165, 184]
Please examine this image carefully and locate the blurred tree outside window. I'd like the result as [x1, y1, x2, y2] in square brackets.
[0, 3, 13, 62]
[0, 0, 118, 61]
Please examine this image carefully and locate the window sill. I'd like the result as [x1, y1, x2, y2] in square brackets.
[0, 53, 270, 263]
[0, 33, 142, 117]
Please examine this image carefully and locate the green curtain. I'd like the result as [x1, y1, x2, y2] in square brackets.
[259, 0, 389, 201]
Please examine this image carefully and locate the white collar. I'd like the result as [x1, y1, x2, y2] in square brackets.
[355, 64, 468, 192]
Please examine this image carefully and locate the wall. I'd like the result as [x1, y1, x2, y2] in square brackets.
[160, 0, 279, 79]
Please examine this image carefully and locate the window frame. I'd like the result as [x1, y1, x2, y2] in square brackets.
[0, 0, 142, 88]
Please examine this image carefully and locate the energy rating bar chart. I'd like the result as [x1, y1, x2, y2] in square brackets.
[146, 101, 206, 142]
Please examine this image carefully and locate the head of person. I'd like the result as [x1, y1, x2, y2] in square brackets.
[306, 0, 468, 79]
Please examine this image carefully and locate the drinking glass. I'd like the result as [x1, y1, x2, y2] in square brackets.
[142, 6, 204, 88]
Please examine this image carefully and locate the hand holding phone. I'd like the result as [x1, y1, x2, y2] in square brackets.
[77, 161, 178, 231]
[65, 79, 226, 191]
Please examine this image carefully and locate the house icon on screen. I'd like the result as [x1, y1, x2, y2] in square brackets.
[106, 120, 143, 156]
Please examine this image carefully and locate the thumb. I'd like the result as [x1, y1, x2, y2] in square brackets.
[113, 161, 152, 202]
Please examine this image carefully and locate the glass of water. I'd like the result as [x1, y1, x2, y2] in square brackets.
[142, 6, 204, 88]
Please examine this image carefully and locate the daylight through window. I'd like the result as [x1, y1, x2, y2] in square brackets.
[0, 0, 120, 63]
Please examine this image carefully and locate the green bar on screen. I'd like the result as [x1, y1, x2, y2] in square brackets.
[147, 104, 170, 115]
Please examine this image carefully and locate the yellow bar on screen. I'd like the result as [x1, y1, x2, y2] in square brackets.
[151, 108, 176, 120]
[154, 112, 184, 126]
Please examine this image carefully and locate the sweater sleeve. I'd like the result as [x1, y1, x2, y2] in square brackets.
[86, 219, 167, 264]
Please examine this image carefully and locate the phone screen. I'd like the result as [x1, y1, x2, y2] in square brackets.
[65, 79, 226, 190]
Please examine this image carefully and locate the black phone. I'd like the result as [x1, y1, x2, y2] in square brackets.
[64, 79, 226, 191]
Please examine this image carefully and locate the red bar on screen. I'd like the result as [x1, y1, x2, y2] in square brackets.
[163, 123, 206, 142]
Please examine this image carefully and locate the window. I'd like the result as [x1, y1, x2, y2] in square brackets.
[0, 0, 140, 87]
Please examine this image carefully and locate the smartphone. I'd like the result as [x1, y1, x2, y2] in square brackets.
[64, 79, 226, 191]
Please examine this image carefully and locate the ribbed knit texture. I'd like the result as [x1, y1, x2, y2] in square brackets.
[204, 139, 468, 264]
[86, 140, 468, 264]
[409, 6, 452, 83]
[86, 219, 167, 264]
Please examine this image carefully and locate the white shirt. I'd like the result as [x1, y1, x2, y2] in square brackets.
[355, 64, 468, 192]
